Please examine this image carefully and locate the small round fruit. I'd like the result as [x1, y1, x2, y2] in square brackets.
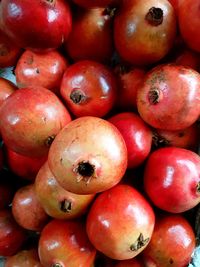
[114, 0, 176, 65]
[12, 184, 49, 231]
[108, 112, 152, 169]
[60, 60, 117, 118]
[48, 116, 127, 194]
[38, 219, 96, 267]
[5, 249, 43, 267]
[0, 0, 72, 51]
[35, 162, 95, 219]
[137, 64, 200, 130]
[144, 147, 200, 213]
[15, 50, 68, 94]
[0, 87, 71, 157]
[86, 184, 155, 260]
[0, 210, 26, 256]
[142, 215, 195, 267]
[5, 147, 47, 181]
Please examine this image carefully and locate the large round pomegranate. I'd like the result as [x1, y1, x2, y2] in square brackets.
[0, 0, 72, 51]
[48, 116, 127, 194]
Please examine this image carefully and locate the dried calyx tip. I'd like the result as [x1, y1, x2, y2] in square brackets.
[145, 7, 163, 26]
[70, 89, 87, 104]
[60, 200, 72, 213]
[77, 161, 95, 177]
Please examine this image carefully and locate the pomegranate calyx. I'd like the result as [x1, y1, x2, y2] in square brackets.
[145, 7, 164, 26]
[196, 182, 200, 194]
[70, 89, 87, 104]
[148, 87, 161, 105]
[74, 161, 97, 185]
[45, 135, 56, 147]
[60, 200, 72, 213]
[130, 233, 149, 251]
[52, 263, 63, 267]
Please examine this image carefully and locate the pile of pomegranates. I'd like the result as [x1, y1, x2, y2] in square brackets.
[0, 0, 200, 266]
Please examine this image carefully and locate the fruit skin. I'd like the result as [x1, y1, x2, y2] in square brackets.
[72, 0, 118, 8]
[178, 0, 200, 53]
[0, 209, 26, 257]
[0, 87, 71, 157]
[137, 64, 200, 130]
[38, 219, 96, 267]
[115, 67, 145, 111]
[114, 0, 176, 66]
[108, 112, 152, 169]
[0, 0, 72, 51]
[0, 77, 16, 109]
[48, 116, 127, 194]
[12, 184, 49, 231]
[15, 50, 68, 95]
[0, 29, 21, 68]
[115, 257, 143, 267]
[5, 147, 47, 181]
[152, 123, 199, 151]
[35, 162, 95, 219]
[5, 249, 43, 267]
[66, 8, 114, 64]
[86, 184, 155, 260]
[142, 215, 195, 267]
[60, 60, 117, 118]
[144, 147, 200, 213]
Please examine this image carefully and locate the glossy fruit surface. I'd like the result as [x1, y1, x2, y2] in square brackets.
[66, 8, 114, 63]
[144, 147, 200, 213]
[0, 87, 71, 157]
[0, 210, 26, 256]
[15, 50, 68, 94]
[137, 64, 200, 130]
[0, 0, 72, 51]
[86, 184, 155, 260]
[60, 60, 117, 118]
[38, 219, 96, 267]
[12, 184, 49, 231]
[48, 116, 127, 194]
[108, 112, 152, 168]
[35, 162, 95, 219]
[142, 215, 195, 267]
[114, 0, 176, 65]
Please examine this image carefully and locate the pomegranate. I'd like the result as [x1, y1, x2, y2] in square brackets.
[0, 29, 21, 68]
[15, 50, 68, 95]
[144, 147, 200, 213]
[5, 147, 47, 181]
[0, 209, 26, 256]
[12, 184, 49, 231]
[108, 112, 152, 169]
[0, 87, 71, 157]
[5, 249, 43, 267]
[0, 0, 72, 51]
[86, 184, 155, 260]
[48, 116, 127, 194]
[178, 0, 200, 53]
[65, 8, 114, 64]
[114, 0, 176, 65]
[0, 77, 16, 109]
[38, 219, 96, 267]
[142, 215, 195, 267]
[137, 64, 200, 130]
[60, 60, 117, 118]
[35, 162, 95, 220]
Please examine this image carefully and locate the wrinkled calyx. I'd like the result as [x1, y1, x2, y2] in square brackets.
[148, 87, 160, 104]
[77, 161, 95, 177]
[130, 233, 149, 251]
[145, 7, 164, 26]
[196, 182, 200, 193]
[60, 200, 72, 213]
[70, 89, 87, 104]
